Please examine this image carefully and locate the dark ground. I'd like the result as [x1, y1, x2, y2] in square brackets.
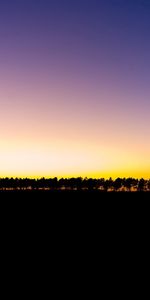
[0, 190, 149, 233]
[0, 189, 149, 199]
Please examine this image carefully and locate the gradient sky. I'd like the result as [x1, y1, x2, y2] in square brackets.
[0, 0, 150, 178]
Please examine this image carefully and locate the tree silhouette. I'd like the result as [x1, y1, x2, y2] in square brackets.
[113, 178, 122, 191]
[0, 177, 150, 192]
[138, 178, 145, 192]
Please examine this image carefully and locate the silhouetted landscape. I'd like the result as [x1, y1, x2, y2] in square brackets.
[0, 177, 149, 192]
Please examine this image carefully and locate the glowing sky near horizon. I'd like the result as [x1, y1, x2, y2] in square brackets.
[0, 0, 150, 178]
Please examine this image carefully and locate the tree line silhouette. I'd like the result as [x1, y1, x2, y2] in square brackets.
[0, 177, 150, 191]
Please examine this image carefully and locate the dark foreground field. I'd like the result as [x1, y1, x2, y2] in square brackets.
[1, 190, 149, 228]
[0, 189, 150, 199]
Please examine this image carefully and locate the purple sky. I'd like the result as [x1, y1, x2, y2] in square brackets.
[0, 0, 150, 178]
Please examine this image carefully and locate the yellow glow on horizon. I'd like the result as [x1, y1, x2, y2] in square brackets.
[0, 137, 150, 179]
[0, 79, 150, 180]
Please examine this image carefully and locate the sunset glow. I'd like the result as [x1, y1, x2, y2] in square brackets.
[0, 0, 150, 179]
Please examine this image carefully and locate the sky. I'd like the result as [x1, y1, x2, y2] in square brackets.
[0, 0, 150, 178]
